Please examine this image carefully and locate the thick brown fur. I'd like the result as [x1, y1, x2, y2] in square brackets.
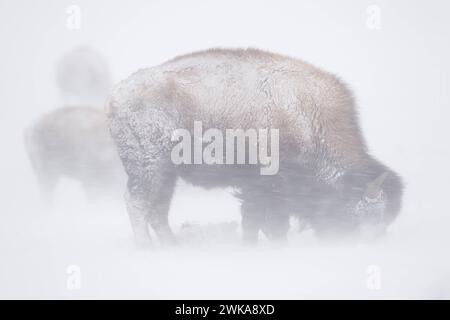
[106, 48, 403, 245]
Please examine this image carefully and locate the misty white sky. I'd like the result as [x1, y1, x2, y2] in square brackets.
[0, 0, 449, 299]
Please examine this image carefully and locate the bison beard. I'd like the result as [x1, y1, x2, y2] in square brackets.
[106, 48, 403, 246]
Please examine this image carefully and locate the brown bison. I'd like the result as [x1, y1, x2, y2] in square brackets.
[106, 48, 403, 246]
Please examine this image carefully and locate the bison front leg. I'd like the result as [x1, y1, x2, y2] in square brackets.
[240, 201, 265, 244]
[240, 188, 290, 244]
[262, 211, 290, 243]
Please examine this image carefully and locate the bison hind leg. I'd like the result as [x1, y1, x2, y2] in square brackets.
[107, 95, 182, 247]
[111, 124, 177, 247]
[37, 170, 59, 206]
[125, 184, 152, 248]
[146, 171, 178, 246]
[125, 166, 177, 248]
[28, 158, 60, 207]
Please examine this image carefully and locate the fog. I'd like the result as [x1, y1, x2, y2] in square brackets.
[1, 0, 449, 299]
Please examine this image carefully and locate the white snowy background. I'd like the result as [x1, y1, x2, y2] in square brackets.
[0, 0, 449, 299]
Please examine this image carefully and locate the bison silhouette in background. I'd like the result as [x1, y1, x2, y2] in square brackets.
[25, 106, 126, 203]
[106, 48, 403, 246]
[25, 47, 125, 204]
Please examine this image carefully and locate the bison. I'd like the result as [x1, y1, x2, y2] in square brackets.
[106, 48, 403, 246]
[25, 106, 126, 203]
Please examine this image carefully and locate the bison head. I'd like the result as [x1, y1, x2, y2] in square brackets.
[344, 168, 403, 240]
[354, 172, 389, 223]
[312, 166, 403, 241]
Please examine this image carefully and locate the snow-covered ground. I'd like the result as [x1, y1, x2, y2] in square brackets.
[1, 180, 449, 299]
[1, 0, 449, 299]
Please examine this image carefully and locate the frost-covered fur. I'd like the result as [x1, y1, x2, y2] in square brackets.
[106, 48, 403, 245]
[25, 106, 126, 203]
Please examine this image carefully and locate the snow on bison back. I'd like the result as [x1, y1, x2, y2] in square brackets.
[106, 48, 403, 247]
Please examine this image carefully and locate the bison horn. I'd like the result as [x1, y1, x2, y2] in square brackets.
[365, 171, 389, 199]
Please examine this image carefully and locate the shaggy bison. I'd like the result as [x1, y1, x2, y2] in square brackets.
[106, 48, 403, 246]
